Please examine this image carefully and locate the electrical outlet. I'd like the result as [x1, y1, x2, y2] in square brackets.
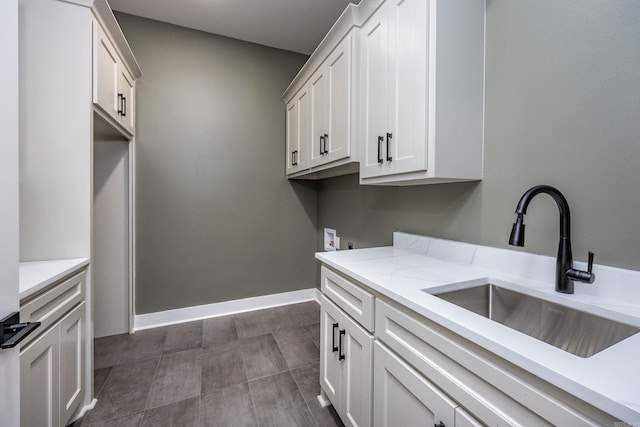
[348, 242, 354, 250]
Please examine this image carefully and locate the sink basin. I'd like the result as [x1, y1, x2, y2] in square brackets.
[429, 284, 640, 358]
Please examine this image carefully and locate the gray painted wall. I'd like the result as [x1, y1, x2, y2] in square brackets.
[319, 0, 640, 271]
[115, 13, 315, 314]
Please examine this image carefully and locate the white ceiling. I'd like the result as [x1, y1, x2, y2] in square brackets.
[108, 0, 357, 55]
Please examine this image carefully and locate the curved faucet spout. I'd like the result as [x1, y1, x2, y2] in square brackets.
[513, 185, 571, 239]
[508, 185, 594, 294]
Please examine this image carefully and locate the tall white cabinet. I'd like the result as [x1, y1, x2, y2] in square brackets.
[19, 0, 141, 424]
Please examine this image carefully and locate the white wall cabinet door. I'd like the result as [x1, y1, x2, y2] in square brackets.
[324, 35, 351, 165]
[58, 303, 85, 426]
[361, 0, 428, 179]
[94, 22, 119, 123]
[310, 66, 327, 167]
[285, 99, 299, 175]
[285, 85, 311, 174]
[20, 325, 60, 427]
[320, 295, 373, 427]
[307, 34, 353, 170]
[117, 66, 135, 134]
[373, 342, 456, 427]
[361, 2, 390, 179]
[385, 0, 428, 176]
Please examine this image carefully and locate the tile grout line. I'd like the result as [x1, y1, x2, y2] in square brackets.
[142, 353, 163, 417]
[198, 320, 204, 427]
[290, 367, 320, 427]
[233, 313, 260, 426]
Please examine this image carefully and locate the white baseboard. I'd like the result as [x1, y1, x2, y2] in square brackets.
[134, 288, 320, 331]
[70, 398, 97, 424]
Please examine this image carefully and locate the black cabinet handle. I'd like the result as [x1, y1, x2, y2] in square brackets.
[1, 312, 41, 350]
[338, 329, 345, 361]
[434, 423, 445, 427]
[320, 136, 325, 155]
[377, 136, 384, 163]
[332, 322, 339, 352]
[117, 93, 123, 115]
[323, 134, 329, 154]
[123, 96, 127, 117]
[292, 150, 298, 166]
[386, 132, 393, 161]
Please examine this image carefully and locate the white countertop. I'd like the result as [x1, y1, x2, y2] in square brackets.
[316, 232, 640, 424]
[20, 258, 90, 300]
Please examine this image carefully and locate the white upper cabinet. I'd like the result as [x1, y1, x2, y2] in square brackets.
[361, 0, 428, 180]
[94, 23, 119, 122]
[310, 34, 353, 168]
[286, 84, 311, 174]
[93, 20, 137, 136]
[360, 0, 485, 185]
[117, 65, 135, 134]
[283, 0, 484, 185]
[283, 6, 359, 180]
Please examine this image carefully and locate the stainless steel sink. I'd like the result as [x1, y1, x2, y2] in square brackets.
[430, 284, 640, 358]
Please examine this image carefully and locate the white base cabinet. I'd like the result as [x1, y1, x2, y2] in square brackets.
[19, 269, 87, 427]
[58, 303, 85, 425]
[320, 295, 373, 427]
[20, 323, 60, 427]
[21, 302, 85, 427]
[318, 264, 620, 427]
[374, 341, 460, 427]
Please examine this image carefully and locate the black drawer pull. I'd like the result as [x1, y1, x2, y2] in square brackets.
[377, 136, 384, 163]
[338, 329, 346, 361]
[386, 132, 393, 161]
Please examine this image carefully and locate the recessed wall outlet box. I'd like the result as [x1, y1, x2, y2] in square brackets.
[324, 228, 337, 251]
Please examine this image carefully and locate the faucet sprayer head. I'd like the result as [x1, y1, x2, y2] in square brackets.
[509, 213, 525, 246]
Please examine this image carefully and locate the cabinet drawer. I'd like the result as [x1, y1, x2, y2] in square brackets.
[375, 299, 616, 426]
[321, 266, 374, 332]
[21, 270, 86, 344]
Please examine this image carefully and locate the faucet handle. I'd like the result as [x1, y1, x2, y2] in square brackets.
[566, 251, 596, 284]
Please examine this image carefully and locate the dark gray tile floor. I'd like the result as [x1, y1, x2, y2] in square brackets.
[74, 301, 343, 427]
